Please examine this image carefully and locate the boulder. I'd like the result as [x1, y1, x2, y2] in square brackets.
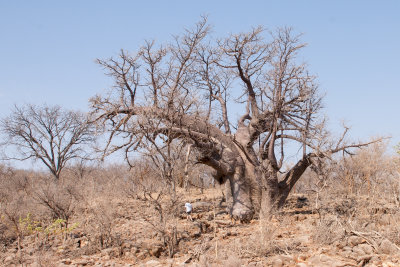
[358, 243, 374, 254]
[145, 260, 161, 267]
[379, 239, 398, 254]
[271, 258, 283, 267]
[347, 236, 364, 247]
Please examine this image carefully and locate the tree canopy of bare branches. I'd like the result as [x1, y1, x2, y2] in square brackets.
[91, 18, 379, 221]
[1, 104, 95, 180]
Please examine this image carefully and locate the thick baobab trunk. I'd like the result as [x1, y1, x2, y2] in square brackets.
[221, 125, 260, 221]
[224, 164, 276, 221]
[223, 155, 312, 221]
[225, 165, 254, 222]
[205, 126, 313, 222]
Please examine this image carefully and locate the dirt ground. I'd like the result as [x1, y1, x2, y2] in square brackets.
[1, 186, 400, 267]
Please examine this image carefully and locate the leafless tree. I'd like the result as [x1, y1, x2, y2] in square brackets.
[1, 104, 95, 180]
[91, 18, 379, 221]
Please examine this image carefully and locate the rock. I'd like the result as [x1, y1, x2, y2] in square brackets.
[4, 255, 14, 263]
[296, 196, 308, 208]
[335, 240, 347, 249]
[102, 247, 121, 258]
[382, 262, 397, 267]
[357, 254, 374, 263]
[297, 254, 308, 261]
[25, 247, 35, 256]
[352, 246, 366, 256]
[338, 250, 352, 258]
[295, 214, 307, 221]
[348, 236, 364, 247]
[199, 254, 210, 266]
[271, 258, 283, 267]
[145, 260, 161, 266]
[358, 243, 374, 254]
[73, 259, 89, 266]
[321, 254, 334, 263]
[148, 244, 163, 257]
[379, 239, 398, 254]
[131, 246, 139, 254]
[30, 262, 41, 267]
[188, 223, 202, 238]
[192, 201, 213, 211]
[269, 255, 293, 267]
[370, 256, 381, 264]
[136, 251, 148, 260]
[165, 258, 175, 265]
[61, 258, 72, 264]
[308, 254, 338, 267]
[279, 255, 294, 265]
[183, 256, 192, 263]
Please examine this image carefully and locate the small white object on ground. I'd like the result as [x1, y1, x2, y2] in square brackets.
[185, 202, 193, 213]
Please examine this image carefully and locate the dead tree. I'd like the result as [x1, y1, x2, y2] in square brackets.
[1, 104, 95, 180]
[91, 18, 379, 221]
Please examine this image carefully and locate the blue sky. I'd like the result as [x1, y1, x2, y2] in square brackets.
[1, 1, 399, 155]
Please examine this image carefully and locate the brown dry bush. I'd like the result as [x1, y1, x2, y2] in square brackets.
[0, 165, 93, 257]
[108, 158, 191, 258]
[82, 199, 119, 253]
[61, 164, 130, 254]
[306, 141, 400, 247]
[134, 173, 184, 258]
[29, 175, 84, 228]
[121, 160, 163, 200]
[0, 160, 153, 263]
[0, 167, 38, 250]
[333, 141, 398, 197]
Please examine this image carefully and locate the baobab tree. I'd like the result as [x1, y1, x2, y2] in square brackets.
[91, 18, 378, 221]
[0, 104, 95, 180]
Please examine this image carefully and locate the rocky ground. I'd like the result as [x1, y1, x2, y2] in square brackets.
[1, 187, 400, 267]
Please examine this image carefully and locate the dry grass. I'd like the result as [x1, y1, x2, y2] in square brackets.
[1, 143, 400, 265]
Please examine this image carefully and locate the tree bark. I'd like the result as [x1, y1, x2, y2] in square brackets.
[219, 153, 312, 221]
[226, 165, 254, 222]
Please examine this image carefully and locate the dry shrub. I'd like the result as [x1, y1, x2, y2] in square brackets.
[294, 140, 400, 247]
[101, 158, 187, 257]
[333, 141, 398, 197]
[140, 188, 182, 258]
[254, 217, 279, 255]
[29, 175, 84, 227]
[121, 161, 163, 199]
[0, 164, 92, 255]
[241, 208, 289, 257]
[295, 141, 399, 202]
[83, 199, 119, 251]
[0, 167, 37, 249]
[311, 215, 345, 245]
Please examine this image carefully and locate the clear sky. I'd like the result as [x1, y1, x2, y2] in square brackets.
[1, 1, 399, 154]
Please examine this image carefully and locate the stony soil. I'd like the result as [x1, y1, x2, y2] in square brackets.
[1, 188, 400, 267]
